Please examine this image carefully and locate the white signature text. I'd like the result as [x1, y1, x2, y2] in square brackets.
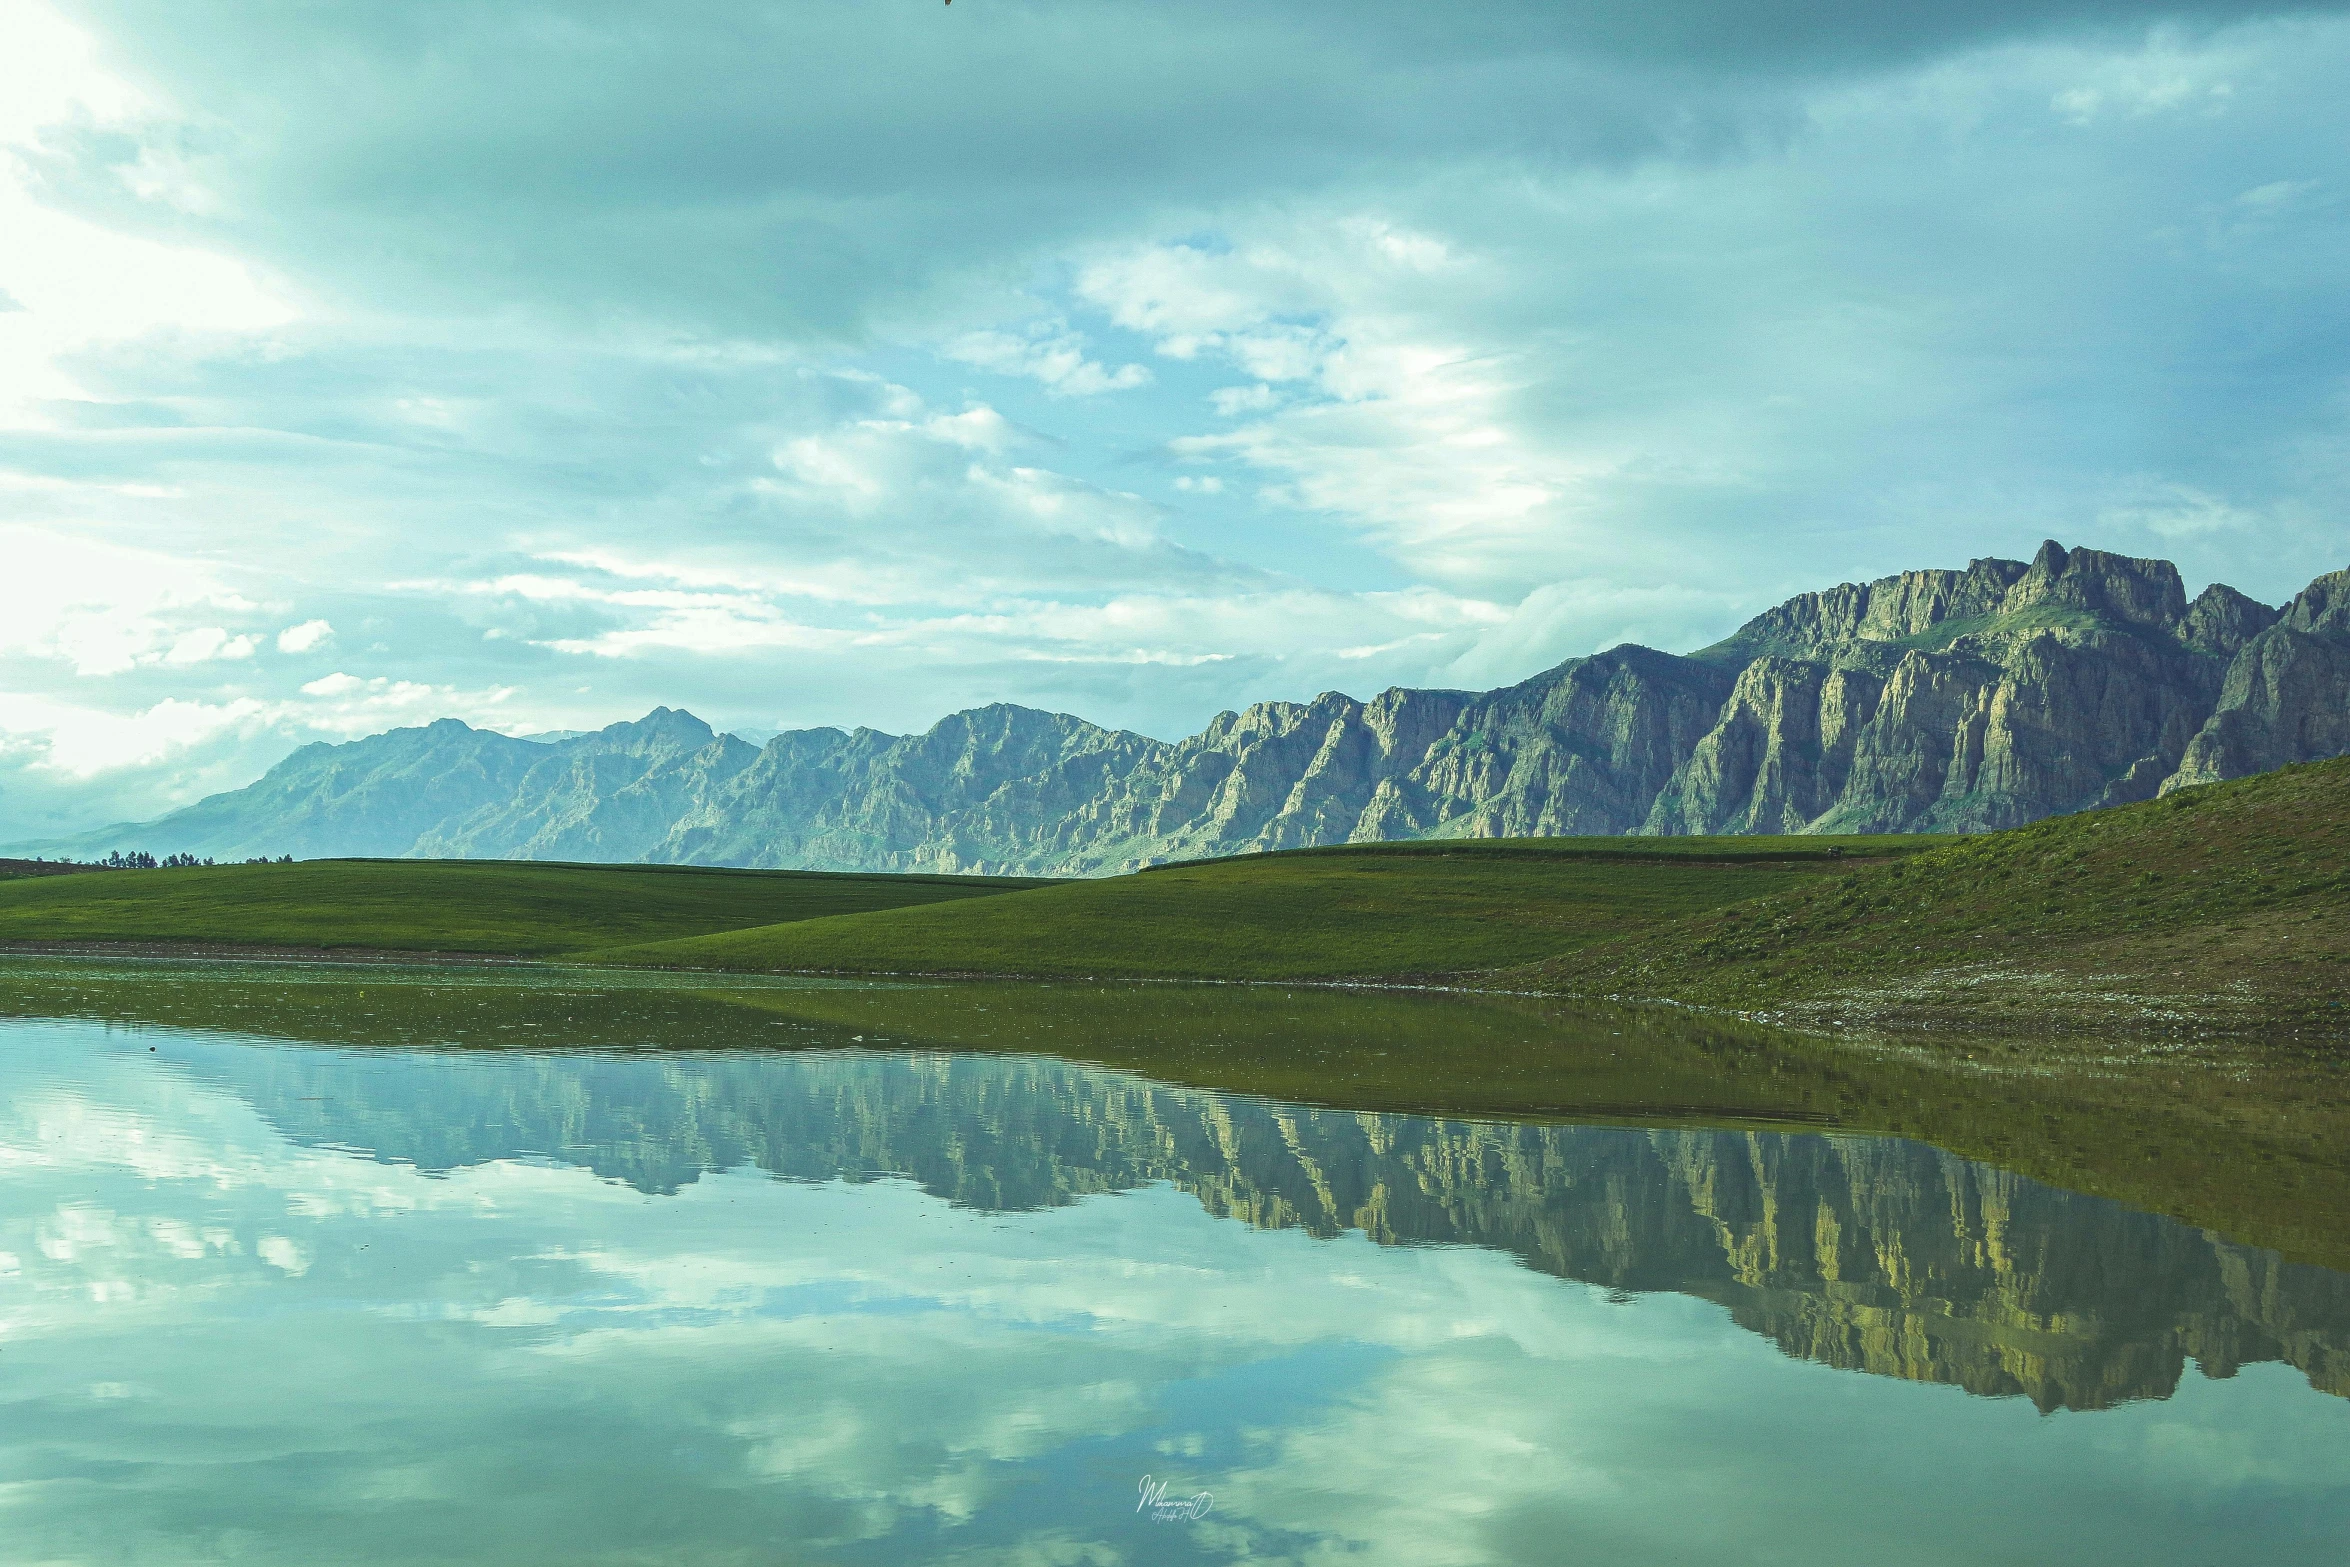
[1137, 1475, 1214, 1523]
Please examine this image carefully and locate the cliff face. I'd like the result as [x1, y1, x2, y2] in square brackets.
[1658, 542, 2245, 834]
[52, 541, 2350, 872]
[216, 1043, 2350, 1413]
[2168, 569, 2350, 790]
[1394, 647, 1737, 838]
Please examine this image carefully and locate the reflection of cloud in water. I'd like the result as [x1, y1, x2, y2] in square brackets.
[176, 1026, 2350, 1412]
[0, 1019, 2342, 1565]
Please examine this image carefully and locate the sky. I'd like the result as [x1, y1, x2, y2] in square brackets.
[1, 0, 2347, 840]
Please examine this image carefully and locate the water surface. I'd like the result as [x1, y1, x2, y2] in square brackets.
[2, 962, 2345, 1564]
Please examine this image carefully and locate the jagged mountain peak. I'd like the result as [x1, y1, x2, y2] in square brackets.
[2001, 540, 2188, 631]
[2284, 567, 2350, 634]
[1694, 557, 2019, 664]
[1700, 539, 2226, 668]
[597, 706, 719, 744]
[928, 700, 1106, 736]
[2180, 582, 2279, 659]
[905, 702, 1140, 768]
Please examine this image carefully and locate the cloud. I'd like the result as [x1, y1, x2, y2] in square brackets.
[289, 672, 515, 732]
[0, 524, 260, 676]
[2047, 30, 2249, 121]
[403, 542, 1505, 699]
[0, 0, 289, 422]
[943, 323, 1151, 397]
[2092, 479, 2268, 541]
[2236, 178, 2320, 211]
[0, 691, 279, 845]
[162, 626, 256, 664]
[275, 618, 333, 652]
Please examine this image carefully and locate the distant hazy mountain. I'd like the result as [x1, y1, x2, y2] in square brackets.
[29, 541, 2350, 874]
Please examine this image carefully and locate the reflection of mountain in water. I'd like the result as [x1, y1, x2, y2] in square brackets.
[202, 1043, 2350, 1412]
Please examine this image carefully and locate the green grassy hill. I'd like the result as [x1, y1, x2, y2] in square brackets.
[589, 835, 1932, 980]
[13, 767, 2342, 1041]
[1509, 757, 2350, 1034]
[0, 859, 1049, 956]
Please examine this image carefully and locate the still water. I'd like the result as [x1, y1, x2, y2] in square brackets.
[1, 963, 2346, 1565]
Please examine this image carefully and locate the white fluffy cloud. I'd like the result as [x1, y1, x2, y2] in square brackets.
[275, 618, 333, 653]
[0, 3, 288, 422]
[943, 322, 1152, 396]
[0, 526, 263, 676]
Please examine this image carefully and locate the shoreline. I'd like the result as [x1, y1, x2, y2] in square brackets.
[4, 938, 2339, 1044]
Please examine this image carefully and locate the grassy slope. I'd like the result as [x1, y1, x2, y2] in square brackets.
[0, 859, 1049, 956]
[1510, 757, 2350, 1034]
[590, 836, 1934, 979]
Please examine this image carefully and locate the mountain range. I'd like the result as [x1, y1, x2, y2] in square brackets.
[29, 540, 2350, 875]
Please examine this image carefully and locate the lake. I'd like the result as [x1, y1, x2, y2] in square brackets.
[2, 958, 2345, 1564]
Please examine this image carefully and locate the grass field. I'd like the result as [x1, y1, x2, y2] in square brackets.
[1512, 756, 2350, 1034]
[8, 764, 2347, 1039]
[590, 835, 1934, 979]
[0, 858, 1050, 956]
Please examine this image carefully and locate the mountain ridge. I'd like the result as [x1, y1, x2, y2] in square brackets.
[25, 540, 2350, 875]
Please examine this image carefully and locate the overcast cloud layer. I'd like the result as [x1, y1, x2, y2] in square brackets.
[1, 0, 2346, 839]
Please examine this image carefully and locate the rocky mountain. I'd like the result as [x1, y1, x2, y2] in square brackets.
[33, 540, 2350, 874]
[2169, 567, 2350, 788]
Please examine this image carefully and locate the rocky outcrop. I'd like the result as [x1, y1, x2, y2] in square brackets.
[1396, 646, 1736, 838]
[1656, 542, 2249, 833]
[1644, 658, 1843, 834]
[2167, 569, 2350, 790]
[2179, 583, 2282, 660]
[42, 541, 2350, 872]
[1695, 555, 2029, 662]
